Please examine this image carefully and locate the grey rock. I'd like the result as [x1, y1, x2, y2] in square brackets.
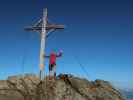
[0, 74, 126, 100]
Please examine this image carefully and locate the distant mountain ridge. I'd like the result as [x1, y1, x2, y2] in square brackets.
[120, 89, 133, 100]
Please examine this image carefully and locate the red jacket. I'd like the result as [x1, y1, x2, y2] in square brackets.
[49, 51, 62, 65]
[50, 52, 56, 65]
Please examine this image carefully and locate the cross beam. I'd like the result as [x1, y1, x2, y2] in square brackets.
[24, 14, 64, 32]
[24, 8, 64, 80]
[25, 24, 64, 32]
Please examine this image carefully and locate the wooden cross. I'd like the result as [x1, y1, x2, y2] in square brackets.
[24, 8, 64, 80]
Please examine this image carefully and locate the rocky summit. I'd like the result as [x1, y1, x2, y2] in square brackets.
[0, 74, 126, 100]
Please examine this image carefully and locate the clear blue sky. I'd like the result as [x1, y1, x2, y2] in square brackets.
[0, 0, 133, 89]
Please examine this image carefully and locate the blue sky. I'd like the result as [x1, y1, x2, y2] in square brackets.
[0, 0, 133, 88]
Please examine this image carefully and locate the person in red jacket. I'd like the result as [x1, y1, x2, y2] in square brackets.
[45, 50, 63, 80]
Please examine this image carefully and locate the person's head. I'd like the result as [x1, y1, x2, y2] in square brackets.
[51, 49, 56, 53]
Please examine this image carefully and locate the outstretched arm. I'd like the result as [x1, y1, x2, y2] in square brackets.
[43, 54, 50, 58]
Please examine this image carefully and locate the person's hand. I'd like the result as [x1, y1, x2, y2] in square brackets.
[59, 50, 63, 55]
[57, 50, 63, 57]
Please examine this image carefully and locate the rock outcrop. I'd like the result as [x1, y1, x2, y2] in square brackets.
[0, 74, 126, 100]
